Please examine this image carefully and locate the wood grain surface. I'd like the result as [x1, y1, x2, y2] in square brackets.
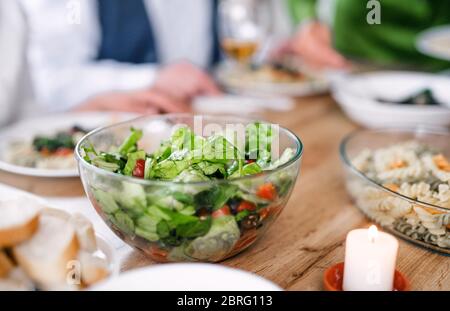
[1, 95, 448, 290]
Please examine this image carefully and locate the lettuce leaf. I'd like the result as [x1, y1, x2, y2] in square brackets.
[123, 150, 146, 176]
[118, 128, 143, 156]
[265, 148, 295, 170]
[185, 216, 239, 261]
[171, 126, 195, 151]
[194, 184, 238, 211]
[196, 161, 226, 177]
[245, 122, 272, 161]
[135, 214, 159, 241]
[173, 168, 210, 182]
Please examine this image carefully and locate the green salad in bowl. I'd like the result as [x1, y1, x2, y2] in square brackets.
[76, 115, 302, 262]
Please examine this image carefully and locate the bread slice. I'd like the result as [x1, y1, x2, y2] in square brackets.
[40, 207, 71, 220]
[70, 213, 97, 253]
[13, 212, 80, 288]
[41, 209, 97, 252]
[0, 198, 41, 247]
[0, 267, 34, 291]
[0, 250, 14, 278]
[79, 251, 109, 286]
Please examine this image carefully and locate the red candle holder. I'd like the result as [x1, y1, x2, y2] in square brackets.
[323, 262, 410, 291]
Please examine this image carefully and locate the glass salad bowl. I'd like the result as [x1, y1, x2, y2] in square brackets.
[76, 114, 302, 262]
[340, 128, 450, 254]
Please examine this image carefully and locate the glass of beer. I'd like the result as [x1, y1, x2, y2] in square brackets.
[219, 0, 271, 65]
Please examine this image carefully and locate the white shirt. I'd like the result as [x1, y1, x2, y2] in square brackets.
[0, 1, 36, 127]
[20, 0, 214, 111]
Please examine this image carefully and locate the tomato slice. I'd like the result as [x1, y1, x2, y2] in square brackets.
[148, 245, 168, 263]
[132, 159, 145, 178]
[54, 147, 73, 157]
[39, 147, 51, 156]
[236, 201, 256, 213]
[256, 183, 277, 200]
[212, 205, 231, 218]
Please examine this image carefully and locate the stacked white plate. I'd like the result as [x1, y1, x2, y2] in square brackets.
[193, 95, 295, 114]
[331, 71, 450, 129]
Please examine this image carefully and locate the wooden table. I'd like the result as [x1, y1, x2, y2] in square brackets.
[1, 95, 449, 291]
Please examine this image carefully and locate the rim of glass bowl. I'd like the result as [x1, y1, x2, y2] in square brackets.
[75, 113, 303, 187]
[340, 127, 450, 212]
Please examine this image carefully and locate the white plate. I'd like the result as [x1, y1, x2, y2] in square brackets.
[332, 71, 450, 129]
[193, 95, 295, 114]
[216, 65, 329, 97]
[417, 25, 450, 61]
[92, 263, 282, 291]
[0, 182, 47, 203]
[0, 112, 138, 177]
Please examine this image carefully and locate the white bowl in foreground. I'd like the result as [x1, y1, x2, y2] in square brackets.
[92, 263, 282, 291]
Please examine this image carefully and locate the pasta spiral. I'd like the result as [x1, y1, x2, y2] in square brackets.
[349, 141, 450, 250]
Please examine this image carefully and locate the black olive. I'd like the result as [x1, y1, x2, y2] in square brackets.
[241, 214, 260, 230]
[227, 198, 241, 214]
[196, 207, 209, 220]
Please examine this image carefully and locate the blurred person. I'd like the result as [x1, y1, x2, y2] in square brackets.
[20, 0, 222, 113]
[283, 0, 450, 71]
[0, 0, 36, 127]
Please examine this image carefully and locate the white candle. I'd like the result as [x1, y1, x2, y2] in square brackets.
[343, 225, 398, 291]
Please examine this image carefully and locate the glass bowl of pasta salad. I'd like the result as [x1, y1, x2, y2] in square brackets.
[76, 114, 302, 262]
[340, 128, 450, 254]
